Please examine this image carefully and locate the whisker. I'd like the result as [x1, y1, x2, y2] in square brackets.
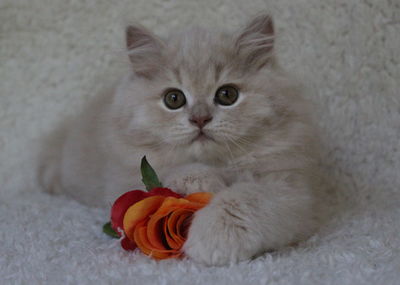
[220, 133, 239, 173]
[225, 136, 248, 154]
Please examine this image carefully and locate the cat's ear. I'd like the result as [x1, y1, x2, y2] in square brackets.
[126, 25, 164, 78]
[235, 14, 274, 70]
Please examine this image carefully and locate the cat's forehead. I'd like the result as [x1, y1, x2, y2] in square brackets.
[163, 27, 235, 92]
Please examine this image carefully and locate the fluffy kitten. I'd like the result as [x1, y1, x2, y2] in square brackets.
[40, 14, 325, 266]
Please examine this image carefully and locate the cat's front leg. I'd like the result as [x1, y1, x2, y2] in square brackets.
[184, 179, 318, 266]
[163, 163, 226, 195]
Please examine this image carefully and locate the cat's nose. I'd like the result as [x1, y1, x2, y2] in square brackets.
[189, 115, 213, 129]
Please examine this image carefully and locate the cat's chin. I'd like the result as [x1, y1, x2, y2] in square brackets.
[183, 132, 219, 160]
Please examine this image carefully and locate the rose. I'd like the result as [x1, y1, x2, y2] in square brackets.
[109, 187, 212, 258]
[103, 156, 213, 259]
[111, 188, 183, 234]
[122, 192, 212, 259]
[110, 188, 183, 250]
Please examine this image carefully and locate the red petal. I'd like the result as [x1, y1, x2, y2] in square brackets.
[121, 236, 137, 251]
[111, 190, 149, 233]
[148, 188, 182, 198]
[110, 188, 182, 235]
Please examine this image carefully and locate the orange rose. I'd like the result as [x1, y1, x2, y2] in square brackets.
[123, 192, 213, 259]
[103, 156, 213, 259]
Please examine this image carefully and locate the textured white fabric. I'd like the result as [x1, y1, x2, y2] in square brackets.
[1, 0, 399, 284]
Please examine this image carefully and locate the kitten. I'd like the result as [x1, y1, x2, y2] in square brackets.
[40, 14, 325, 266]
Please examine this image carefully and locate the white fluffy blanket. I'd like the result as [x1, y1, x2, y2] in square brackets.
[1, 0, 399, 284]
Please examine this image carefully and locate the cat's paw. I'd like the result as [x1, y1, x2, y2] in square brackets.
[183, 194, 260, 266]
[164, 163, 225, 195]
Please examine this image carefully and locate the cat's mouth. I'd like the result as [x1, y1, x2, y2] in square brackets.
[191, 131, 213, 144]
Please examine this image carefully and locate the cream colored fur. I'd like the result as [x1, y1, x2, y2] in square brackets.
[40, 15, 327, 266]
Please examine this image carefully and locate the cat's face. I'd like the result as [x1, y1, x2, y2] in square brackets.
[117, 15, 290, 162]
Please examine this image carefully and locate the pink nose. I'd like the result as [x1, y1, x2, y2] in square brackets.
[189, 115, 213, 129]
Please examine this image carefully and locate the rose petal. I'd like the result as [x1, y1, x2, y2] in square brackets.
[150, 197, 208, 250]
[111, 188, 182, 234]
[148, 187, 183, 198]
[163, 215, 180, 249]
[120, 236, 137, 251]
[185, 192, 213, 204]
[147, 215, 169, 250]
[146, 198, 189, 250]
[111, 190, 149, 233]
[152, 197, 205, 217]
[134, 220, 179, 259]
[123, 196, 166, 241]
[134, 221, 168, 259]
[166, 209, 192, 248]
[175, 210, 193, 240]
[120, 192, 212, 260]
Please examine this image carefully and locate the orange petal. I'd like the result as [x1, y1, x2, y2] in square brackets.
[134, 220, 182, 260]
[134, 220, 172, 260]
[153, 197, 190, 216]
[123, 196, 166, 241]
[165, 210, 187, 248]
[153, 195, 211, 250]
[175, 210, 193, 239]
[153, 196, 207, 216]
[125, 193, 213, 260]
[147, 197, 189, 250]
[164, 215, 180, 249]
[147, 214, 169, 250]
[168, 209, 191, 242]
[185, 192, 213, 205]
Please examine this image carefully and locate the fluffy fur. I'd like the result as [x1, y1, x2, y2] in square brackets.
[40, 14, 326, 266]
[3, 0, 400, 282]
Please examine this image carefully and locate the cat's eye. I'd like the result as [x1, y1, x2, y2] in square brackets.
[214, 85, 239, 106]
[163, 89, 186, 110]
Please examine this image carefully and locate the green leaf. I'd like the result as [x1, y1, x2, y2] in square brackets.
[141, 156, 163, 191]
[102, 222, 119, 238]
